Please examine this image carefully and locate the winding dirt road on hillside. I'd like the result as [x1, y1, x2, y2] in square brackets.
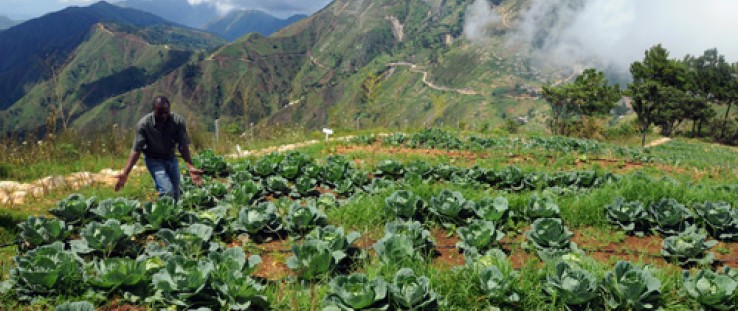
[386, 62, 481, 95]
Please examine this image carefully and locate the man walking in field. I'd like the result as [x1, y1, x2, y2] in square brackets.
[115, 96, 203, 200]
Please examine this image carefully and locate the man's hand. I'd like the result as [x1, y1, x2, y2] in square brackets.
[189, 168, 204, 186]
[115, 173, 128, 192]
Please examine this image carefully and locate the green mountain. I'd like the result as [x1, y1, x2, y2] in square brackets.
[0, 15, 21, 30]
[75, 0, 544, 133]
[6, 0, 549, 135]
[0, 3, 226, 134]
[204, 10, 306, 41]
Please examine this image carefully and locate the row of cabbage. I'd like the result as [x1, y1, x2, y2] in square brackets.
[193, 149, 622, 199]
[351, 129, 654, 162]
[606, 197, 738, 266]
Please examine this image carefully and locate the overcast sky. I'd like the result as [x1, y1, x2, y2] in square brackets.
[0, 0, 332, 19]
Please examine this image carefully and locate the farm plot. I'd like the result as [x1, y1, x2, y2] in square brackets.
[2, 136, 738, 310]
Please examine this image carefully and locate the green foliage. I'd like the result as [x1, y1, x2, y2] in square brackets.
[287, 225, 361, 280]
[694, 201, 738, 240]
[54, 301, 95, 311]
[524, 218, 577, 262]
[473, 196, 510, 223]
[543, 261, 599, 307]
[388, 268, 438, 310]
[522, 194, 560, 220]
[151, 223, 217, 259]
[70, 219, 133, 256]
[193, 149, 230, 177]
[375, 159, 405, 178]
[284, 202, 327, 235]
[87, 257, 149, 299]
[374, 220, 435, 264]
[479, 264, 520, 306]
[149, 255, 214, 306]
[323, 274, 389, 311]
[207, 248, 267, 310]
[18, 216, 69, 249]
[384, 190, 424, 219]
[456, 219, 504, 253]
[647, 198, 694, 235]
[428, 190, 476, 226]
[137, 196, 181, 230]
[49, 194, 96, 226]
[6, 242, 84, 301]
[661, 225, 717, 266]
[682, 267, 738, 311]
[603, 261, 661, 310]
[605, 197, 649, 237]
[232, 202, 283, 240]
[91, 197, 140, 223]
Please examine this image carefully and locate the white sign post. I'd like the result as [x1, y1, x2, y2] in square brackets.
[322, 128, 333, 141]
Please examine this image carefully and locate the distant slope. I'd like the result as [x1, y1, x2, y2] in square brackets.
[0, 15, 21, 30]
[75, 0, 546, 135]
[115, 0, 218, 28]
[204, 10, 306, 41]
[0, 3, 226, 135]
[0, 1, 177, 109]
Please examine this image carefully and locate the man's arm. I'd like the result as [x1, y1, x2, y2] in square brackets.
[115, 150, 141, 191]
[180, 144, 204, 186]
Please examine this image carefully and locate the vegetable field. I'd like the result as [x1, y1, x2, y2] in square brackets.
[2, 129, 738, 310]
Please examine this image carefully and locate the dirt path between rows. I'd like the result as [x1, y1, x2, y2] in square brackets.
[645, 137, 672, 148]
[386, 62, 481, 95]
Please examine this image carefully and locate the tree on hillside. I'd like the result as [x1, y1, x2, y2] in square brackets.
[627, 45, 687, 147]
[541, 68, 621, 136]
[687, 48, 737, 141]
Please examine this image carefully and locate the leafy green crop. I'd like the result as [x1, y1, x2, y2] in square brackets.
[18, 216, 69, 249]
[137, 196, 180, 230]
[428, 190, 476, 226]
[544, 261, 599, 307]
[5, 242, 84, 301]
[70, 219, 134, 256]
[375, 159, 405, 178]
[323, 274, 389, 310]
[49, 193, 96, 226]
[456, 219, 504, 253]
[385, 190, 424, 219]
[193, 149, 229, 177]
[285, 202, 327, 235]
[54, 301, 95, 311]
[151, 223, 217, 259]
[389, 268, 438, 310]
[232, 202, 283, 241]
[149, 255, 214, 306]
[92, 197, 140, 223]
[479, 265, 520, 305]
[682, 267, 737, 310]
[264, 175, 291, 196]
[474, 196, 510, 223]
[648, 198, 693, 235]
[226, 180, 263, 205]
[694, 201, 738, 241]
[605, 197, 648, 237]
[87, 257, 149, 301]
[524, 218, 577, 262]
[208, 248, 267, 310]
[522, 194, 560, 220]
[286, 239, 337, 280]
[661, 225, 717, 266]
[374, 220, 435, 264]
[603, 261, 661, 310]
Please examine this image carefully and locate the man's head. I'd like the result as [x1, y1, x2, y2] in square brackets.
[152, 96, 171, 123]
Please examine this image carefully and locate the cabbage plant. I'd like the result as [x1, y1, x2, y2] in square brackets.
[87, 257, 149, 300]
[253, 153, 283, 177]
[286, 239, 338, 280]
[474, 196, 510, 223]
[54, 301, 95, 311]
[544, 261, 599, 307]
[683, 268, 737, 310]
[375, 159, 404, 178]
[70, 219, 133, 257]
[180, 188, 216, 209]
[605, 197, 648, 237]
[49, 193, 96, 225]
[284, 202, 327, 235]
[152, 223, 217, 259]
[6, 242, 83, 301]
[693, 201, 738, 241]
[428, 190, 476, 226]
[661, 225, 717, 266]
[389, 268, 438, 310]
[226, 180, 263, 205]
[264, 175, 291, 196]
[647, 198, 693, 235]
[148, 255, 214, 307]
[479, 265, 520, 305]
[524, 218, 577, 261]
[18, 216, 69, 249]
[456, 219, 504, 253]
[208, 248, 267, 310]
[602, 261, 661, 310]
[385, 190, 424, 219]
[137, 196, 180, 230]
[323, 274, 389, 310]
[232, 202, 283, 241]
[373, 220, 436, 264]
[91, 197, 140, 222]
[522, 194, 560, 220]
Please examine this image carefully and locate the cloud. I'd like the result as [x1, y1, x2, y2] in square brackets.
[497, 0, 738, 80]
[186, 0, 331, 17]
[463, 0, 502, 42]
